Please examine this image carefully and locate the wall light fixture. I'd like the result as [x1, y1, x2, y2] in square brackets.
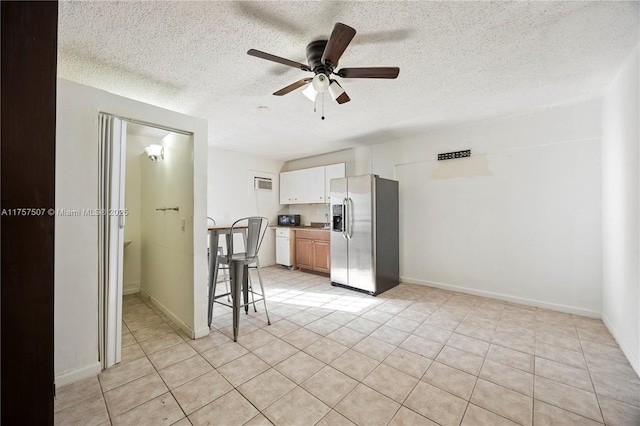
[145, 144, 164, 162]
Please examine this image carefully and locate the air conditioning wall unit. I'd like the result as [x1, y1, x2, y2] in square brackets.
[254, 176, 273, 191]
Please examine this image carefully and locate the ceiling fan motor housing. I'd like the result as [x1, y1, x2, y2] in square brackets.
[306, 40, 333, 76]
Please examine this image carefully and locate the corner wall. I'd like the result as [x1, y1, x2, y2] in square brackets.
[206, 147, 284, 286]
[304, 101, 603, 316]
[602, 45, 640, 375]
[55, 78, 208, 385]
[371, 100, 603, 316]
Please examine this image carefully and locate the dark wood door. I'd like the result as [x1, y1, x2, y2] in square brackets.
[1, 2, 58, 424]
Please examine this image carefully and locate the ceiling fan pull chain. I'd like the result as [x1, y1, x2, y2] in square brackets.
[321, 92, 325, 121]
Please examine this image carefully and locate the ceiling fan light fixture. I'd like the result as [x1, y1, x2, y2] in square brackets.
[311, 74, 330, 93]
[302, 83, 317, 102]
[328, 80, 345, 101]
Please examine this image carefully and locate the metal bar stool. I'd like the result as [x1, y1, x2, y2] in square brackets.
[207, 216, 271, 341]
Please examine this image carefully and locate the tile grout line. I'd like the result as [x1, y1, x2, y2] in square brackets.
[573, 315, 606, 425]
[125, 295, 191, 424]
[63, 270, 638, 426]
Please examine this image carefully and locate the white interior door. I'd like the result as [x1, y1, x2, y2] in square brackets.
[99, 114, 127, 369]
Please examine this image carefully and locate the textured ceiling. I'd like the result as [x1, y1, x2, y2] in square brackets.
[58, 1, 639, 161]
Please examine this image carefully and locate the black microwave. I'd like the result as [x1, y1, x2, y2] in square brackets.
[277, 214, 301, 226]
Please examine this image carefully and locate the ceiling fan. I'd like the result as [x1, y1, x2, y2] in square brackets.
[247, 23, 400, 106]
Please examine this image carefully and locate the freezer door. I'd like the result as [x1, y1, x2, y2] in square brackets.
[330, 177, 348, 286]
[346, 175, 375, 292]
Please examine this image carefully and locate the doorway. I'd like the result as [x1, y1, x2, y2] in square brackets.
[98, 114, 194, 370]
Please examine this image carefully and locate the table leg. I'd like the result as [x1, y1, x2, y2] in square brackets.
[243, 264, 250, 314]
[231, 260, 243, 342]
[207, 230, 218, 328]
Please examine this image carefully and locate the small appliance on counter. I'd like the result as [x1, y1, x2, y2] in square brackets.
[277, 214, 301, 226]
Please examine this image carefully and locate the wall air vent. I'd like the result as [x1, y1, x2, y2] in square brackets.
[254, 176, 273, 191]
[438, 150, 471, 161]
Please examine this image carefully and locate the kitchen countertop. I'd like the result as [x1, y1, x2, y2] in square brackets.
[274, 222, 331, 230]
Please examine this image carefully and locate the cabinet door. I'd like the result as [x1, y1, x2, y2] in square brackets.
[290, 169, 307, 204]
[325, 163, 346, 204]
[306, 166, 326, 204]
[275, 236, 291, 266]
[313, 240, 331, 273]
[296, 238, 314, 270]
[280, 171, 294, 204]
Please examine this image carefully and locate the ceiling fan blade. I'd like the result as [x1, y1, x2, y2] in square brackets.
[273, 78, 312, 96]
[337, 67, 400, 79]
[336, 91, 350, 104]
[248, 49, 311, 72]
[321, 23, 356, 67]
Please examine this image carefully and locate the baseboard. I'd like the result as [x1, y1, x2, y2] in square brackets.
[138, 288, 198, 339]
[401, 276, 601, 318]
[602, 314, 640, 377]
[193, 327, 210, 339]
[123, 282, 140, 295]
[55, 361, 101, 388]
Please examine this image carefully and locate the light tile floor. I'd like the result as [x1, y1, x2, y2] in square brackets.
[55, 266, 640, 425]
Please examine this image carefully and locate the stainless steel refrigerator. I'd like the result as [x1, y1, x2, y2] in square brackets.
[330, 174, 399, 295]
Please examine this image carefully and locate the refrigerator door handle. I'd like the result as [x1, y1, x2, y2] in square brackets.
[346, 197, 354, 240]
[342, 198, 348, 240]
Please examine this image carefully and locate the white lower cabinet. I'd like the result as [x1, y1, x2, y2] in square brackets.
[275, 228, 295, 267]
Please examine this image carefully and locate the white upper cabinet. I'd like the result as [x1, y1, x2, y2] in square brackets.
[280, 163, 345, 205]
[290, 169, 307, 203]
[307, 166, 326, 204]
[280, 169, 305, 204]
[279, 170, 294, 204]
[325, 163, 346, 204]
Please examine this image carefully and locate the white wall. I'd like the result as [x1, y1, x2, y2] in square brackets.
[206, 147, 284, 273]
[369, 100, 603, 316]
[284, 148, 357, 175]
[123, 134, 153, 294]
[283, 102, 603, 316]
[287, 204, 331, 226]
[55, 79, 208, 386]
[140, 132, 195, 333]
[602, 45, 640, 375]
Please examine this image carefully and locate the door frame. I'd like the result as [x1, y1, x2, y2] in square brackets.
[98, 114, 193, 369]
[1, 2, 57, 423]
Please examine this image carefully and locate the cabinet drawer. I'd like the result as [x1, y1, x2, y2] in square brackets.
[276, 228, 292, 237]
[296, 229, 330, 241]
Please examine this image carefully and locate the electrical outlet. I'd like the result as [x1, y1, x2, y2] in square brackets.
[438, 149, 471, 161]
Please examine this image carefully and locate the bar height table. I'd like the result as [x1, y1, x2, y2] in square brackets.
[207, 225, 249, 339]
